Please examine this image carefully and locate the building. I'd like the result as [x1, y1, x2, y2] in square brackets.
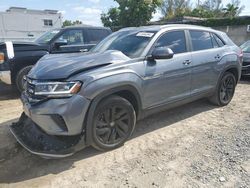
[0, 7, 62, 42]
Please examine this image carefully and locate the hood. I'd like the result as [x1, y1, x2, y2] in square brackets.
[28, 50, 130, 80]
[0, 41, 47, 52]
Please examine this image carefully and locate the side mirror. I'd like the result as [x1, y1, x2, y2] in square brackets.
[148, 47, 174, 60]
[54, 39, 68, 48]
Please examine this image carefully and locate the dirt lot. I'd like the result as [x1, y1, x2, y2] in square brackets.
[0, 79, 249, 188]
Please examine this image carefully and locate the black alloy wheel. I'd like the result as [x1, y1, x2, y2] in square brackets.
[219, 73, 235, 104]
[209, 72, 236, 106]
[92, 95, 136, 151]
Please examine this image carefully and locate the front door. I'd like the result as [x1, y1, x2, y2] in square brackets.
[143, 30, 192, 108]
[51, 29, 90, 53]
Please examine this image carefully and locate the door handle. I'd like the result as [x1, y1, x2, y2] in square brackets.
[80, 48, 88, 52]
[183, 60, 191, 65]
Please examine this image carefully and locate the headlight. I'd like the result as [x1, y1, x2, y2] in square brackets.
[33, 81, 82, 97]
[0, 52, 4, 63]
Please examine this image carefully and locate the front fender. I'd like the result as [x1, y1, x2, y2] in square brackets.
[82, 72, 144, 146]
[82, 72, 144, 102]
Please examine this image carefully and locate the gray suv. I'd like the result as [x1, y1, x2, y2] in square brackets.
[10, 24, 242, 158]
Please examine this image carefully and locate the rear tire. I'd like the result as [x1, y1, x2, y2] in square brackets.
[209, 72, 236, 106]
[15, 65, 33, 92]
[91, 95, 136, 151]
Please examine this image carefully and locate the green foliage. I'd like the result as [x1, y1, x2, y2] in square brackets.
[101, 0, 162, 30]
[200, 17, 250, 27]
[160, 0, 245, 20]
[63, 20, 83, 27]
[160, 0, 192, 19]
[101, 8, 120, 28]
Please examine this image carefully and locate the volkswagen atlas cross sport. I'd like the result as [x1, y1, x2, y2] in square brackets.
[10, 24, 242, 158]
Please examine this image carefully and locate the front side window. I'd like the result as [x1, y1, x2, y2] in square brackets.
[190, 30, 213, 51]
[92, 30, 156, 58]
[154, 31, 187, 54]
[56, 30, 85, 45]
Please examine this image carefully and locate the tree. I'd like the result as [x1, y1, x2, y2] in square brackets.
[63, 20, 83, 27]
[101, 0, 162, 29]
[223, 0, 245, 18]
[160, 0, 191, 19]
[101, 8, 120, 28]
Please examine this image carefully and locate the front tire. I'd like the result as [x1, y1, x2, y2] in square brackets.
[15, 65, 33, 92]
[209, 72, 236, 106]
[91, 95, 136, 151]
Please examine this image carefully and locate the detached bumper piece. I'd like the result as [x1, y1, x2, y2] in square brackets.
[10, 113, 86, 158]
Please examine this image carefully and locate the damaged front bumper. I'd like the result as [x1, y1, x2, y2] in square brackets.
[9, 92, 91, 158]
[10, 113, 86, 158]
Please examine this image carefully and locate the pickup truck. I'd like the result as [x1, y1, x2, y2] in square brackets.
[0, 26, 111, 91]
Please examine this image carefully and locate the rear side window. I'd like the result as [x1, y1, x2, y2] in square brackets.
[190, 30, 213, 51]
[155, 31, 187, 54]
[86, 29, 110, 44]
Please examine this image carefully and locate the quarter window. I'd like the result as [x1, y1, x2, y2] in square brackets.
[154, 31, 187, 54]
[190, 31, 213, 51]
[212, 33, 225, 47]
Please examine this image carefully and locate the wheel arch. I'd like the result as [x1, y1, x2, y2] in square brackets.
[84, 85, 143, 146]
[220, 66, 240, 83]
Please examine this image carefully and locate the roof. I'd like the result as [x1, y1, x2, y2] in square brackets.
[63, 25, 111, 30]
[119, 24, 216, 33]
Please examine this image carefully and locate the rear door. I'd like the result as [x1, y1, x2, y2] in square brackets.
[188, 30, 225, 95]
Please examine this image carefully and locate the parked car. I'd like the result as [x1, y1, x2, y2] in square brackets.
[10, 24, 242, 158]
[0, 26, 112, 91]
[240, 40, 250, 76]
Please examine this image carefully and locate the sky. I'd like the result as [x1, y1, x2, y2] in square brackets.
[0, 0, 249, 26]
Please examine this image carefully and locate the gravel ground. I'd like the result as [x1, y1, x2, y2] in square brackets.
[0, 79, 249, 188]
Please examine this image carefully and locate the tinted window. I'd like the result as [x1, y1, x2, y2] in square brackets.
[212, 33, 224, 47]
[56, 30, 84, 45]
[211, 34, 219, 48]
[87, 29, 110, 44]
[190, 31, 213, 51]
[155, 31, 187, 54]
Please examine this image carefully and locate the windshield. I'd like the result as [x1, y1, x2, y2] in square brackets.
[240, 41, 250, 52]
[35, 29, 60, 44]
[92, 30, 156, 58]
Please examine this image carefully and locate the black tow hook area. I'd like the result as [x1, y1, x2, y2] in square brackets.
[9, 113, 86, 158]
